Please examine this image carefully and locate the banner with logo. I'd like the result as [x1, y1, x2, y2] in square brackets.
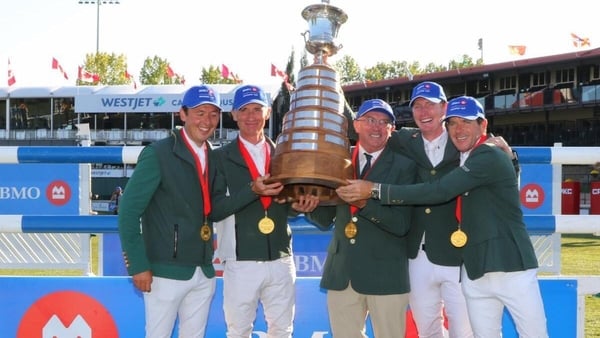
[519, 163, 553, 215]
[0, 164, 79, 214]
[0, 276, 576, 337]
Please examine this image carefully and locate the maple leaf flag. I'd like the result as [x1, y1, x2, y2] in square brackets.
[124, 70, 138, 89]
[78, 65, 99, 83]
[51, 57, 69, 80]
[271, 63, 288, 82]
[271, 63, 293, 91]
[508, 45, 527, 56]
[221, 64, 230, 79]
[7, 58, 16, 86]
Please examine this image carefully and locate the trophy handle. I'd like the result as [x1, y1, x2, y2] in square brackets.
[302, 30, 310, 44]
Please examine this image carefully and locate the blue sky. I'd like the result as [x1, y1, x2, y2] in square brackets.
[2, 0, 596, 87]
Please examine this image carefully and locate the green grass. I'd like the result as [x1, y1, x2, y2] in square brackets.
[1, 234, 599, 336]
[560, 234, 600, 338]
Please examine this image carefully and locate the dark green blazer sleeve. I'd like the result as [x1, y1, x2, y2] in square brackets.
[379, 144, 538, 280]
[118, 146, 161, 275]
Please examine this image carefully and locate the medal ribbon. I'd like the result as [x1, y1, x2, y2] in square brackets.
[237, 139, 272, 211]
[455, 135, 488, 224]
[180, 129, 211, 218]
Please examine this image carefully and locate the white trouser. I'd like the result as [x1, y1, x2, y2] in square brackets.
[461, 268, 548, 338]
[223, 256, 296, 338]
[143, 267, 216, 338]
[408, 247, 473, 338]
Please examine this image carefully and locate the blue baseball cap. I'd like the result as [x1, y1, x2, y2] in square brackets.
[356, 99, 395, 122]
[445, 96, 485, 121]
[181, 85, 221, 110]
[233, 85, 269, 111]
[409, 81, 447, 107]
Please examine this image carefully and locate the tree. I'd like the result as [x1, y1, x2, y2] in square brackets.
[333, 53, 482, 84]
[139, 56, 185, 85]
[300, 50, 309, 69]
[79, 52, 128, 85]
[271, 49, 297, 137]
[200, 65, 240, 84]
[448, 54, 476, 70]
[334, 55, 362, 84]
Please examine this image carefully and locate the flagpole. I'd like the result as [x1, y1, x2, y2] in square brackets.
[78, 1, 120, 54]
[96, 0, 100, 53]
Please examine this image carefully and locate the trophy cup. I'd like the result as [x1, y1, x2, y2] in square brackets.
[268, 0, 353, 206]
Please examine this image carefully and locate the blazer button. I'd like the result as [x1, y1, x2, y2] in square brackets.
[425, 208, 431, 214]
[430, 169, 437, 175]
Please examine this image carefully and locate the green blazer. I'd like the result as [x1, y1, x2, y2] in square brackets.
[211, 137, 294, 261]
[118, 130, 215, 280]
[379, 143, 538, 280]
[388, 128, 463, 266]
[306, 145, 417, 295]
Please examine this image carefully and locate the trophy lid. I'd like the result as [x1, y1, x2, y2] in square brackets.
[301, 3, 348, 25]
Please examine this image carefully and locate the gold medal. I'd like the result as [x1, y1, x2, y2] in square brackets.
[344, 222, 357, 238]
[200, 224, 212, 241]
[258, 216, 275, 234]
[450, 229, 468, 248]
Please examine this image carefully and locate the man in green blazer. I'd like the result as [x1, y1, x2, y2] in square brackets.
[306, 99, 417, 338]
[338, 96, 548, 338]
[387, 81, 473, 338]
[118, 85, 220, 338]
[211, 84, 318, 338]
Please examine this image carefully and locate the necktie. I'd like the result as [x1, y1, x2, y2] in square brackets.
[360, 153, 372, 178]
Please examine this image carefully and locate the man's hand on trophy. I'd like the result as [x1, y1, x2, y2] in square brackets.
[336, 179, 374, 203]
[291, 194, 321, 213]
[251, 174, 284, 196]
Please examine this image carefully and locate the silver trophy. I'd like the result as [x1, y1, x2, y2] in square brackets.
[268, 0, 352, 206]
[301, 0, 347, 59]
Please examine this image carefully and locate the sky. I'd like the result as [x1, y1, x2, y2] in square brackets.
[1, 0, 597, 88]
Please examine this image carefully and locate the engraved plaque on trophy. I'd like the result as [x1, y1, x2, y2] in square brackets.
[267, 0, 353, 206]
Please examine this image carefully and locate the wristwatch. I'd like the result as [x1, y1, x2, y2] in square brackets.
[371, 183, 381, 200]
[511, 150, 521, 174]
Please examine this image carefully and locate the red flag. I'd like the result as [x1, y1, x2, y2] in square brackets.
[78, 65, 99, 83]
[271, 63, 288, 82]
[166, 64, 175, 78]
[221, 64, 230, 79]
[271, 63, 293, 91]
[271, 63, 277, 77]
[51, 57, 69, 80]
[508, 45, 527, 56]
[125, 70, 137, 89]
[571, 33, 591, 47]
[7, 58, 16, 86]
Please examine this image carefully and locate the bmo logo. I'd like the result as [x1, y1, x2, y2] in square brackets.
[46, 180, 72, 206]
[592, 188, 600, 195]
[17, 290, 118, 338]
[562, 188, 574, 195]
[520, 183, 545, 209]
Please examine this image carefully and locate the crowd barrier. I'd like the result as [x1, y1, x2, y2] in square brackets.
[1, 145, 599, 337]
